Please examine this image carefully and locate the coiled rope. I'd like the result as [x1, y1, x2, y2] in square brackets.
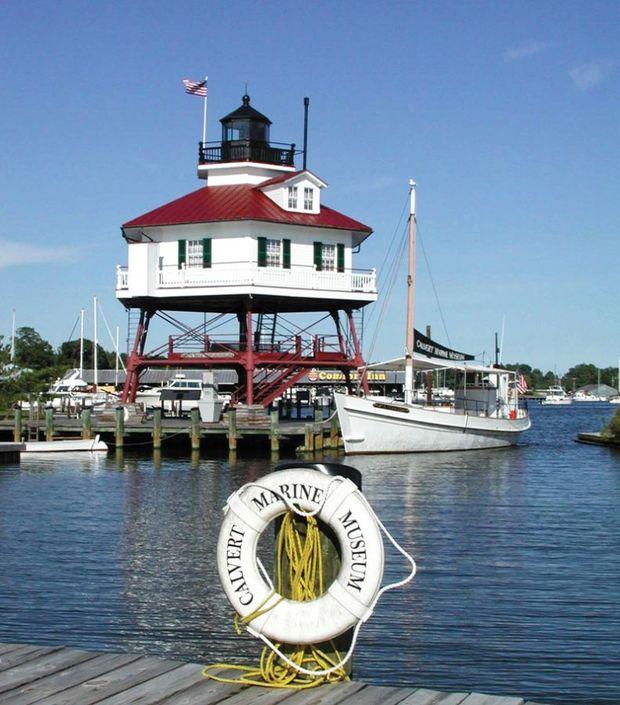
[202, 510, 349, 689]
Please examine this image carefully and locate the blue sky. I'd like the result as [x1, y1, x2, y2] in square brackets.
[1, 0, 618, 372]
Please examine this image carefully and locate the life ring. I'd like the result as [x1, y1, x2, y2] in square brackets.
[216, 468, 384, 645]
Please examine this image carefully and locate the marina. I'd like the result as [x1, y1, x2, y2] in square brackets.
[1, 404, 618, 705]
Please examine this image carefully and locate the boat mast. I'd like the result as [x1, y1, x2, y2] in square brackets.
[404, 180, 417, 405]
[93, 297, 98, 391]
[79, 309, 85, 378]
[10, 309, 16, 363]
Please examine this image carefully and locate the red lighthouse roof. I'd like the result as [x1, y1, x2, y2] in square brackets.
[122, 184, 372, 236]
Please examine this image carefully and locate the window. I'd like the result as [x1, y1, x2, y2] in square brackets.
[266, 238, 281, 267]
[287, 186, 298, 209]
[187, 240, 203, 268]
[304, 187, 314, 210]
[178, 238, 211, 268]
[321, 243, 335, 271]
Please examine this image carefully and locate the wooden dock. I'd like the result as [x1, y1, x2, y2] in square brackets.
[0, 405, 340, 456]
[0, 642, 546, 705]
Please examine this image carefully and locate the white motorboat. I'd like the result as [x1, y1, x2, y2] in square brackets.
[573, 390, 605, 402]
[334, 181, 531, 454]
[23, 435, 108, 453]
[541, 386, 573, 405]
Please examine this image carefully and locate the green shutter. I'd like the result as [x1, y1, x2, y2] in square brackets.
[178, 239, 186, 269]
[337, 243, 345, 272]
[313, 241, 322, 271]
[282, 239, 291, 269]
[257, 237, 267, 267]
[202, 238, 211, 268]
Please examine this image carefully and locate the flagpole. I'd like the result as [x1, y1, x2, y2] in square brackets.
[202, 76, 208, 144]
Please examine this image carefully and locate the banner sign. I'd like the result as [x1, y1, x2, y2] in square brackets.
[414, 329, 474, 361]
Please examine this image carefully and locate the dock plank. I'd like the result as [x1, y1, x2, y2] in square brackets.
[0, 647, 27, 658]
[0, 649, 95, 695]
[94, 662, 211, 705]
[399, 689, 469, 705]
[0, 653, 141, 705]
[0, 648, 64, 676]
[460, 695, 524, 705]
[210, 682, 296, 705]
[142, 674, 246, 705]
[26, 655, 182, 705]
[338, 685, 416, 705]
[284, 680, 367, 705]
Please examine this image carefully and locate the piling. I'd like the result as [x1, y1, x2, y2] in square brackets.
[13, 406, 22, 443]
[45, 405, 54, 442]
[227, 408, 237, 452]
[270, 409, 280, 455]
[330, 414, 340, 449]
[313, 408, 323, 451]
[190, 407, 200, 451]
[152, 408, 162, 450]
[81, 408, 92, 440]
[304, 422, 314, 453]
[115, 407, 125, 449]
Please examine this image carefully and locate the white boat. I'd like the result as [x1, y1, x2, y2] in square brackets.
[541, 386, 573, 405]
[334, 181, 531, 454]
[23, 435, 108, 453]
[573, 390, 605, 402]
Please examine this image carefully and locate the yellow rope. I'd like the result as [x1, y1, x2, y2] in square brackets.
[203, 511, 349, 689]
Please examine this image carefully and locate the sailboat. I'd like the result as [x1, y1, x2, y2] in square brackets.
[334, 181, 531, 454]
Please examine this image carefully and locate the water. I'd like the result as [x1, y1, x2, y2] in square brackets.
[1, 403, 619, 704]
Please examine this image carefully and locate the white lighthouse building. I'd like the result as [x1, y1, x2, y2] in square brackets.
[116, 94, 377, 406]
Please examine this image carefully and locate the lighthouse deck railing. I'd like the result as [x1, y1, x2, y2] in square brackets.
[116, 264, 376, 294]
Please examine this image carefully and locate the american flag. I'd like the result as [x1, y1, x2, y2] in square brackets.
[517, 374, 528, 394]
[182, 78, 208, 97]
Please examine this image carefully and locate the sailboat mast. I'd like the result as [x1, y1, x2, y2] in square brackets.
[404, 180, 417, 405]
[93, 297, 98, 390]
[79, 309, 85, 378]
[10, 309, 16, 363]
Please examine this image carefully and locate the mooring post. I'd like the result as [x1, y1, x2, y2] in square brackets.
[45, 405, 54, 442]
[330, 414, 340, 449]
[228, 407, 237, 452]
[304, 422, 314, 453]
[152, 408, 162, 450]
[81, 408, 92, 440]
[274, 461, 361, 676]
[190, 407, 200, 451]
[115, 407, 125, 449]
[270, 408, 280, 455]
[13, 406, 22, 442]
[314, 408, 323, 451]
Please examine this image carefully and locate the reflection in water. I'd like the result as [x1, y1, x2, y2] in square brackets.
[0, 404, 619, 705]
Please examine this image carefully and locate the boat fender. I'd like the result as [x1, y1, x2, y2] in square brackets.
[216, 468, 385, 645]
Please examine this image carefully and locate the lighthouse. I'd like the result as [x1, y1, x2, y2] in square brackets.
[116, 94, 377, 406]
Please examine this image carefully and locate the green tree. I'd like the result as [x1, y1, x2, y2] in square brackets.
[57, 339, 114, 369]
[14, 327, 55, 369]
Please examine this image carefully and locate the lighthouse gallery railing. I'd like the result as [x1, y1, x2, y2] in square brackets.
[116, 264, 376, 294]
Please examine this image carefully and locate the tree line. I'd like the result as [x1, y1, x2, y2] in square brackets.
[503, 363, 618, 392]
[0, 326, 124, 409]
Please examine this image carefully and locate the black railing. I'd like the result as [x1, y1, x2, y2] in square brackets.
[198, 140, 299, 167]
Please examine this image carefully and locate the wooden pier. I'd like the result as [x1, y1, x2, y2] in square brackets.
[0, 406, 340, 456]
[0, 642, 546, 705]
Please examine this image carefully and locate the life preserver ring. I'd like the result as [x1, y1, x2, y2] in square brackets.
[216, 468, 384, 645]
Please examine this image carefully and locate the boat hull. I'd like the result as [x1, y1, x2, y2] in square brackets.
[23, 437, 108, 453]
[334, 393, 530, 454]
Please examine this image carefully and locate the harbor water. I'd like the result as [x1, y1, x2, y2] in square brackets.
[0, 404, 619, 705]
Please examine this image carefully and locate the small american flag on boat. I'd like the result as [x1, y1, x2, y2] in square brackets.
[517, 374, 528, 394]
[182, 78, 208, 97]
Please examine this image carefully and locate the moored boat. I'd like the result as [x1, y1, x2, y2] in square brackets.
[334, 181, 531, 454]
